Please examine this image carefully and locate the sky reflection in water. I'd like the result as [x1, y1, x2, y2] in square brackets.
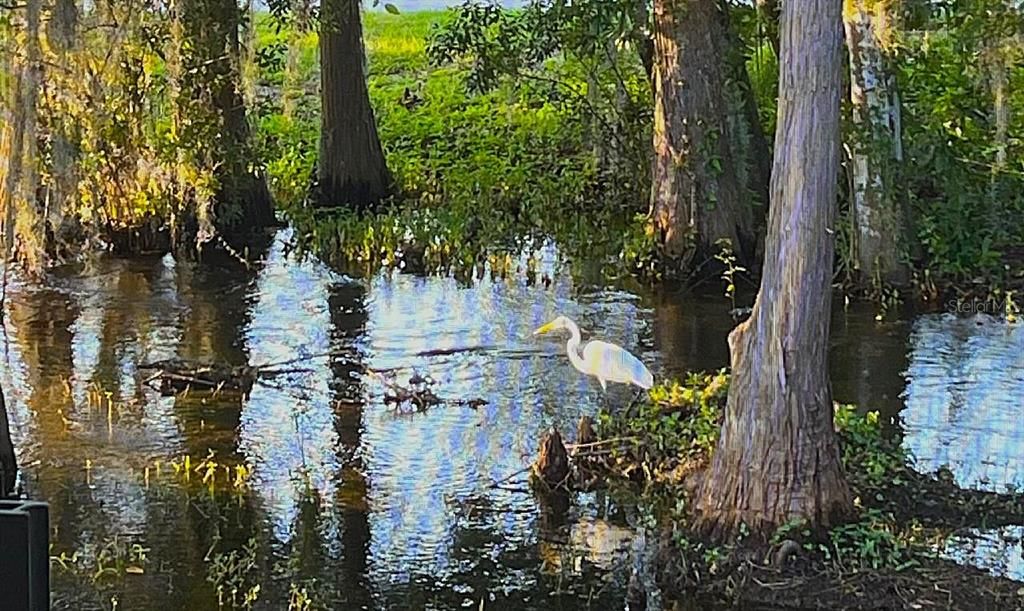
[0, 232, 1021, 608]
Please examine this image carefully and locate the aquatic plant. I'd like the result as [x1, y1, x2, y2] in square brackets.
[206, 536, 262, 610]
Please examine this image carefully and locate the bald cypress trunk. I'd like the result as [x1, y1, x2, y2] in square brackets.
[315, 0, 392, 209]
[0, 0, 45, 272]
[45, 0, 79, 259]
[695, 0, 853, 538]
[178, 0, 275, 252]
[843, 0, 906, 285]
[651, 0, 757, 269]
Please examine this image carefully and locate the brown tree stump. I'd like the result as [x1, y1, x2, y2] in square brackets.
[532, 427, 570, 490]
[576, 415, 596, 448]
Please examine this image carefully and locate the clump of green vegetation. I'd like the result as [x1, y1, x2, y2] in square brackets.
[590, 373, 1024, 576]
[49, 535, 151, 611]
[587, 374, 1024, 608]
[147, 450, 253, 496]
[206, 536, 262, 610]
[51, 535, 151, 582]
[593, 370, 728, 485]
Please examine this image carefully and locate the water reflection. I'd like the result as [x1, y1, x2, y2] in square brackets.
[0, 233, 1021, 609]
[902, 314, 1024, 492]
[945, 526, 1024, 583]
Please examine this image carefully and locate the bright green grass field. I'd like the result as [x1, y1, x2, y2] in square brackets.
[253, 10, 652, 278]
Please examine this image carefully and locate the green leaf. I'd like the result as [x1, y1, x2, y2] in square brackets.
[384, 2, 400, 13]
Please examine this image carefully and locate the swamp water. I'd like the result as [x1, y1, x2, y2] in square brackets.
[1, 232, 1021, 609]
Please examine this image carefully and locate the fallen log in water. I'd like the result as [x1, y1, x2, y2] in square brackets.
[367, 369, 487, 412]
[139, 359, 258, 397]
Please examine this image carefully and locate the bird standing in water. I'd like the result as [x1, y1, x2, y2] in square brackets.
[533, 315, 653, 391]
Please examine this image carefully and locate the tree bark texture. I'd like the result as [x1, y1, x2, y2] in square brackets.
[179, 0, 275, 248]
[695, 0, 853, 538]
[985, 40, 1011, 171]
[843, 0, 905, 284]
[651, 0, 757, 269]
[316, 0, 392, 209]
[0, 0, 45, 272]
[44, 0, 80, 258]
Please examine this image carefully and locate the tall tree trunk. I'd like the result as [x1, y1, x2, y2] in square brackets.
[650, 0, 756, 270]
[985, 41, 1010, 172]
[843, 0, 906, 285]
[0, 383, 16, 497]
[1, 0, 45, 272]
[214, 0, 276, 240]
[695, 0, 852, 538]
[45, 0, 79, 260]
[316, 0, 392, 209]
[179, 0, 275, 252]
[755, 0, 779, 57]
[283, 0, 312, 119]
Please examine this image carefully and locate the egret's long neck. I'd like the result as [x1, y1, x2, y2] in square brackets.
[564, 320, 588, 374]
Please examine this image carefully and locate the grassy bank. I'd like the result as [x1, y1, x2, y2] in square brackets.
[254, 10, 652, 282]
[251, 10, 1024, 309]
[559, 373, 1024, 609]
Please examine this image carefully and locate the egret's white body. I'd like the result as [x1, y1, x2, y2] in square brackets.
[534, 315, 653, 391]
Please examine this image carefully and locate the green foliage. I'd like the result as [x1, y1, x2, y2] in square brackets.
[254, 10, 651, 279]
[834, 405, 909, 496]
[50, 535, 151, 583]
[206, 536, 262, 610]
[771, 508, 924, 572]
[595, 370, 728, 475]
[897, 5, 1024, 280]
[713, 238, 745, 311]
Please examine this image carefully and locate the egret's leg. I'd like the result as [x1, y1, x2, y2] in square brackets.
[623, 388, 644, 419]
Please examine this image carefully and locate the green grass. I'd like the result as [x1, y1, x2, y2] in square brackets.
[252, 10, 651, 279]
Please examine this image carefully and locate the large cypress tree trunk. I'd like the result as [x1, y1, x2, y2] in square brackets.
[45, 0, 79, 258]
[650, 0, 758, 270]
[0, 0, 45, 272]
[843, 0, 906, 285]
[178, 0, 275, 253]
[695, 0, 853, 538]
[283, 0, 313, 119]
[212, 0, 276, 239]
[315, 0, 392, 209]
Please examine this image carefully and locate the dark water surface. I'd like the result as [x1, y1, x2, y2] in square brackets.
[1, 232, 1021, 609]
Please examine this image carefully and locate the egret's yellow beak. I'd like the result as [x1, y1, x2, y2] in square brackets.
[533, 321, 555, 336]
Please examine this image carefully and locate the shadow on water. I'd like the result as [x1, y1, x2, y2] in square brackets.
[0, 229, 1021, 609]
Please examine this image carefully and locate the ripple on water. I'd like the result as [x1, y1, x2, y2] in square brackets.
[902, 314, 1024, 493]
[3, 236, 1024, 608]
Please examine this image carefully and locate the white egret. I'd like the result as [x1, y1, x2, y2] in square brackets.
[533, 315, 653, 391]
